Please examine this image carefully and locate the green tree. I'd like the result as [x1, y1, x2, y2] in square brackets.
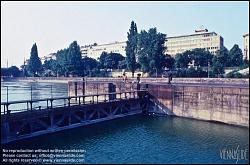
[163, 54, 175, 69]
[98, 51, 109, 69]
[9, 66, 21, 77]
[175, 49, 213, 68]
[82, 56, 98, 76]
[211, 56, 225, 77]
[56, 48, 68, 76]
[138, 28, 166, 76]
[126, 21, 138, 77]
[192, 48, 213, 67]
[27, 43, 42, 76]
[43, 59, 57, 76]
[228, 44, 243, 67]
[118, 60, 127, 70]
[66, 41, 83, 76]
[175, 51, 192, 68]
[55, 41, 82, 77]
[99, 52, 125, 69]
[216, 46, 230, 67]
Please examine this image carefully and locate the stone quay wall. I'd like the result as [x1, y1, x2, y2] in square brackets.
[147, 84, 249, 127]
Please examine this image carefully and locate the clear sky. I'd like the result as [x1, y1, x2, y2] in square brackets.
[1, 1, 249, 68]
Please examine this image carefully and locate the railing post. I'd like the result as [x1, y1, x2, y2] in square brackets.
[83, 96, 85, 104]
[6, 104, 10, 115]
[31, 85, 33, 101]
[68, 98, 71, 107]
[30, 101, 32, 111]
[50, 99, 53, 108]
[6, 86, 8, 104]
[50, 85, 53, 99]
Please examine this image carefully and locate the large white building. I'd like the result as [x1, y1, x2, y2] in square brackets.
[80, 29, 224, 59]
[165, 28, 224, 56]
[80, 41, 126, 59]
[243, 33, 249, 60]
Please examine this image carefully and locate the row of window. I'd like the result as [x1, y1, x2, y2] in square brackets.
[167, 38, 219, 45]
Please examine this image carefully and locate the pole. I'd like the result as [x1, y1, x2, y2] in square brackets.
[6, 86, 8, 103]
[50, 85, 53, 99]
[31, 85, 32, 101]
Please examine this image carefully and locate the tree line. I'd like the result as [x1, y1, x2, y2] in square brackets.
[1, 21, 248, 78]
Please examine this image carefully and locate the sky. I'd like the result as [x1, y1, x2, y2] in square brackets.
[1, 1, 249, 68]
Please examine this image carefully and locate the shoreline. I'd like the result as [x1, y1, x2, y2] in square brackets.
[2, 77, 249, 86]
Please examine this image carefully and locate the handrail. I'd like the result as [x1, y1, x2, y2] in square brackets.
[1, 90, 147, 106]
[1, 90, 148, 115]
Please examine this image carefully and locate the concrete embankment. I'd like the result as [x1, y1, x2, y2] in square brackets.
[67, 78, 249, 127]
[2, 77, 249, 85]
[147, 83, 249, 127]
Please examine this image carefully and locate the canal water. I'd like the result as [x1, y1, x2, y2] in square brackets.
[1, 82, 249, 164]
[1, 81, 68, 113]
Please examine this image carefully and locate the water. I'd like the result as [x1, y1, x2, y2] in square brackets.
[1, 81, 68, 113]
[1, 82, 249, 164]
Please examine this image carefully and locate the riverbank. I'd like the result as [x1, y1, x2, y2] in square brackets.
[2, 77, 249, 85]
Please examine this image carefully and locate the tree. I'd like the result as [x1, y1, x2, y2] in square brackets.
[211, 56, 225, 77]
[138, 28, 166, 76]
[1, 66, 21, 77]
[56, 48, 68, 76]
[82, 56, 98, 76]
[118, 60, 127, 70]
[66, 41, 83, 76]
[192, 48, 213, 67]
[175, 51, 192, 68]
[216, 46, 230, 67]
[8, 66, 21, 77]
[175, 49, 213, 68]
[163, 54, 175, 69]
[99, 52, 125, 69]
[43, 59, 57, 76]
[228, 44, 243, 67]
[55, 41, 82, 77]
[126, 21, 138, 77]
[27, 43, 42, 76]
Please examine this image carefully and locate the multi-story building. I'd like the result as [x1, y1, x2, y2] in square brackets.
[80, 28, 224, 59]
[165, 28, 224, 56]
[243, 33, 249, 60]
[80, 41, 126, 59]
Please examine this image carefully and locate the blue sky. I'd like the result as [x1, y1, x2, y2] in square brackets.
[1, 1, 249, 67]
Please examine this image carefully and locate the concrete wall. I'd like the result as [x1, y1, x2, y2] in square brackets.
[67, 79, 249, 127]
[147, 84, 249, 127]
[4, 77, 249, 86]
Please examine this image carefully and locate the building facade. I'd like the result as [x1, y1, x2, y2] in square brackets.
[80, 29, 224, 59]
[243, 33, 249, 60]
[165, 29, 224, 56]
[80, 41, 126, 59]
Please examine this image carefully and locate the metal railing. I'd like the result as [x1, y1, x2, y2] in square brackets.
[1, 90, 148, 115]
